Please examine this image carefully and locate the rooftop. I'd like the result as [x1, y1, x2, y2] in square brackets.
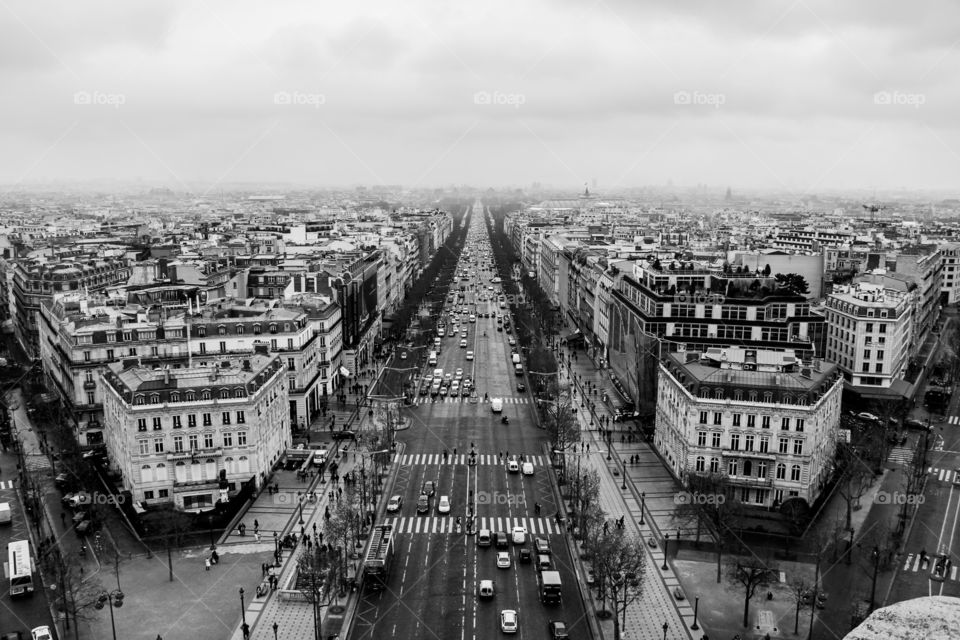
[105, 353, 282, 394]
[665, 348, 836, 392]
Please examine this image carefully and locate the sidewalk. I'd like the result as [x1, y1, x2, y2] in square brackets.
[557, 358, 698, 640]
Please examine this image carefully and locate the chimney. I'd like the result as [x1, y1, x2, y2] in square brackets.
[242, 359, 251, 371]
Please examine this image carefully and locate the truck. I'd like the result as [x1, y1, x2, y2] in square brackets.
[539, 570, 562, 604]
[362, 524, 394, 590]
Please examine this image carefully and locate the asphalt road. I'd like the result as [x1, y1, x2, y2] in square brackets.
[887, 389, 960, 603]
[350, 203, 587, 640]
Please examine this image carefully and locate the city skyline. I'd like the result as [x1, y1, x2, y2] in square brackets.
[2, 1, 960, 191]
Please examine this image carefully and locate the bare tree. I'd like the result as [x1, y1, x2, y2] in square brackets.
[54, 554, 105, 640]
[788, 577, 810, 634]
[142, 506, 193, 582]
[589, 527, 648, 640]
[325, 482, 361, 597]
[573, 467, 601, 538]
[295, 543, 338, 640]
[834, 443, 874, 531]
[680, 472, 743, 582]
[728, 557, 778, 628]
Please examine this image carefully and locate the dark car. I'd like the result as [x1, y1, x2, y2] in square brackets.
[518, 548, 532, 563]
[495, 531, 509, 549]
[904, 418, 930, 431]
[517, 382, 526, 392]
[331, 430, 356, 441]
[548, 621, 569, 639]
[1, 632, 24, 640]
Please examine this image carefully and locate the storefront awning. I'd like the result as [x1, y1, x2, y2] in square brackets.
[339, 366, 352, 378]
[559, 328, 583, 342]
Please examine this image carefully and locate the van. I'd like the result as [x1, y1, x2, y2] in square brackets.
[0, 502, 11, 524]
[491, 398, 504, 413]
[537, 554, 551, 571]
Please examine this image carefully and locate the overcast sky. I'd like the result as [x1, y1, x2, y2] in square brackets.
[2, 0, 959, 193]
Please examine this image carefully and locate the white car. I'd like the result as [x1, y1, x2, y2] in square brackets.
[466, 351, 474, 361]
[438, 495, 451, 514]
[511, 526, 527, 545]
[460, 339, 468, 348]
[455, 368, 463, 378]
[31, 627, 53, 640]
[386, 495, 403, 513]
[450, 380, 460, 394]
[496, 551, 511, 569]
[507, 459, 519, 473]
[478, 579, 495, 599]
[521, 462, 534, 476]
[500, 609, 518, 634]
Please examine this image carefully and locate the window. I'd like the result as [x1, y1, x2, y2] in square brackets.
[188, 414, 197, 428]
[201, 390, 211, 401]
[253, 324, 261, 334]
[732, 413, 742, 427]
[84, 351, 91, 361]
[199, 343, 207, 354]
[170, 392, 180, 403]
[730, 434, 740, 451]
[236, 410, 245, 424]
[106, 349, 114, 359]
[138, 440, 149, 455]
[204, 433, 214, 449]
[220, 341, 227, 353]
[237, 432, 247, 446]
[287, 358, 295, 371]
[713, 412, 722, 425]
[727, 460, 738, 476]
[741, 487, 751, 503]
[790, 465, 801, 481]
[150, 394, 160, 404]
[86, 392, 95, 405]
[154, 438, 164, 453]
[189, 434, 198, 451]
[222, 411, 231, 425]
[220, 389, 230, 400]
[158, 489, 168, 498]
[129, 347, 137, 357]
[699, 411, 708, 424]
[776, 463, 786, 480]
[757, 461, 767, 478]
[863, 349, 871, 359]
[710, 457, 720, 473]
[865, 323, 873, 333]
[237, 325, 245, 335]
[202, 413, 212, 426]
[781, 417, 790, 431]
[137, 418, 147, 432]
[144, 491, 154, 500]
[173, 436, 184, 453]
[695, 456, 706, 472]
[136, 396, 145, 405]
[172, 415, 182, 429]
[218, 326, 226, 336]
[796, 419, 804, 432]
[697, 431, 707, 447]
[287, 338, 294, 350]
[778, 437, 789, 454]
[152, 417, 162, 430]
[186, 391, 196, 402]
[223, 433, 233, 447]
[761, 416, 770, 429]
[747, 414, 756, 428]
[875, 362, 883, 373]
[793, 440, 804, 455]
[745, 434, 755, 451]
[711, 433, 721, 448]
[759, 436, 770, 453]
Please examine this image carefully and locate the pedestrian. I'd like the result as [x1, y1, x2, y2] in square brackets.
[238, 523, 246, 536]
[205, 558, 211, 571]
[255, 531, 261, 543]
[60, 511, 66, 526]
[254, 519, 259, 533]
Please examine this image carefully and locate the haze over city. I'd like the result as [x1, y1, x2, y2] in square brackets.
[2, 0, 959, 191]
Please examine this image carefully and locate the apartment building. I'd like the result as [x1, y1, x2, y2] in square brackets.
[939, 242, 960, 304]
[824, 281, 913, 390]
[655, 348, 843, 508]
[100, 353, 289, 510]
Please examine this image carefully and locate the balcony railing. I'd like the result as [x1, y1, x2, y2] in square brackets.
[166, 447, 223, 462]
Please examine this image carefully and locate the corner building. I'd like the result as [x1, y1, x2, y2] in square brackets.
[100, 353, 289, 510]
[655, 348, 843, 509]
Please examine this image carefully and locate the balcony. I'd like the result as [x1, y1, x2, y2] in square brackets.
[721, 449, 777, 462]
[727, 475, 773, 487]
[172, 478, 221, 490]
[167, 447, 223, 462]
[83, 380, 96, 390]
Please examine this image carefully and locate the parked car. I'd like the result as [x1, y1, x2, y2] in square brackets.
[30, 628, 52, 640]
[331, 430, 356, 441]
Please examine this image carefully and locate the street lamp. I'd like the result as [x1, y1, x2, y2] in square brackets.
[691, 595, 700, 630]
[94, 589, 124, 640]
[869, 546, 880, 612]
[239, 587, 247, 626]
[640, 492, 646, 525]
[662, 534, 670, 571]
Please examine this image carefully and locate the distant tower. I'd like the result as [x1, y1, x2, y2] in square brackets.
[725, 186, 732, 201]
[583, 182, 590, 197]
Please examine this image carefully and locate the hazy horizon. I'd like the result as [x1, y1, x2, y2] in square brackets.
[3, 1, 959, 192]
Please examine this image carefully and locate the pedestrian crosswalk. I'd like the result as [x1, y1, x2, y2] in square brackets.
[927, 467, 960, 483]
[383, 516, 558, 536]
[902, 553, 959, 581]
[409, 396, 529, 406]
[400, 453, 547, 466]
[948, 416, 960, 425]
[0, 480, 15, 490]
[24, 456, 50, 472]
[888, 447, 914, 464]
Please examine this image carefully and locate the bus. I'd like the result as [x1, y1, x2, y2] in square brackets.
[7, 539, 34, 597]
[362, 525, 394, 590]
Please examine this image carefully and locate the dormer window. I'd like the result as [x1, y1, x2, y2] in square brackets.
[150, 394, 160, 404]
[186, 391, 196, 402]
[135, 395, 145, 405]
[197, 327, 206, 337]
[170, 392, 180, 402]
[237, 326, 245, 335]
[218, 326, 226, 336]
[220, 389, 230, 399]
[234, 388, 244, 398]
[253, 324, 261, 335]
[201, 390, 211, 401]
